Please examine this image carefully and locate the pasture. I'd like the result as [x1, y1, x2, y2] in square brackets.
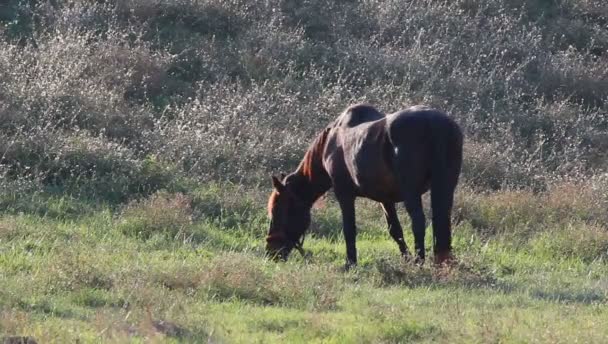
[1, 185, 608, 342]
[1, 0, 608, 342]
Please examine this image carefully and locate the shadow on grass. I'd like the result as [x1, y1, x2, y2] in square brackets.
[146, 319, 214, 342]
[530, 289, 606, 305]
[358, 255, 607, 307]
[71, 289, 129, 309]
[0, 187, 104, 220]
[16, 300, 82, 321]
[357, 256, 515, 293]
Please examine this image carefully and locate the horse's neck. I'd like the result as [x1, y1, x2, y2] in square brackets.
[294, 152, 331, 204]
[291, 171, 331, 206]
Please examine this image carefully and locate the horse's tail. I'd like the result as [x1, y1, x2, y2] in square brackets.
[429, 115, 463, 255]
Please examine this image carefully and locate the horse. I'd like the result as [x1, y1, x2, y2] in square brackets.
[266, 104, 463, 267]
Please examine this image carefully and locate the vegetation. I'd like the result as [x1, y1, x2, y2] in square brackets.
[0, 0, 607, 342]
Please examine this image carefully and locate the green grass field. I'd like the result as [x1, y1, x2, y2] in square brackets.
[1, 184, 607, 343]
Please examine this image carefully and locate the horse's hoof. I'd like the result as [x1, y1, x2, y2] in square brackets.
[342, 261, 357, 271]
[401, 254, 420, 265]
[433, 251, 457, 267]
[401, 251, 413, 261]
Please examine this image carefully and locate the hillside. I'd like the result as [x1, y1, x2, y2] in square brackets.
[1, 0, 607, 342]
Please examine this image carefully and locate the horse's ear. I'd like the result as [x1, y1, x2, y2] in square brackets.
[271, 175, 286, 193]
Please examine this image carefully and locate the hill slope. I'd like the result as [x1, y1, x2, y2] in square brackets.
[0, 0, 607, 342]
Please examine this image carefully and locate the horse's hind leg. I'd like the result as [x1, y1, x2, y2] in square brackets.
[403, 193, 426, 264]
[381, 202, 410, 258]
[394, 147, 428, 264]
[431, 184, 456, 265]
[431, 163, 460, 265]
[430, 130, 462, 265]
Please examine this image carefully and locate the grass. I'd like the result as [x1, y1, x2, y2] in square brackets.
[0, 186, 606, 343]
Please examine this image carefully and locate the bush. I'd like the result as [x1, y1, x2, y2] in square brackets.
[454, 179, 608, 239]
[0, 0, 607, 194]
[0, 132, 175, 201]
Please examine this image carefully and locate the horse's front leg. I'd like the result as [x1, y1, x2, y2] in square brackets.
[381, 202, 410, 259]
[337, 195, 357, 269]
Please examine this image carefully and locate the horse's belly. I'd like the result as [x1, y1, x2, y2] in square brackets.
[358, 187, 402, 203]
[354, 173, 402, 202]
[350, 146, 401, 202]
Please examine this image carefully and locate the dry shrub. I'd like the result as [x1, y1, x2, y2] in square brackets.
[0, 28, 160, 142]
[118, 192, 193, 239]
[89, 39, 171, 104]
[1, 0, 608, 194]
[149, 78, 334, 182]
[462, 141, 521, 190]
[0, 132, 173, 201]
[455, 178, 608, 238]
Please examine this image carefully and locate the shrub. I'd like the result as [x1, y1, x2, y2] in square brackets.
[0, 132, 175, 201]
[0, 0, 607, 194]
[454, 179, 608, 239]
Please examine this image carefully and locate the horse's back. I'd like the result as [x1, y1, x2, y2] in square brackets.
[325, 104, 399, 201]
[335, 103, 385, 128]
[324, 104, 461, 201]
[387, 106, 461, 147]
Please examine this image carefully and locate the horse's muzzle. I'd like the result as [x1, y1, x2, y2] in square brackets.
[265, 245, 290, 261]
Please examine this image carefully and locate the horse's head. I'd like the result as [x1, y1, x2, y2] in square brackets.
[266, 175, 311, 261]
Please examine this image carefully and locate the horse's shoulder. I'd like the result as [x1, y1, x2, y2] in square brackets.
[335, 103, 385, 128]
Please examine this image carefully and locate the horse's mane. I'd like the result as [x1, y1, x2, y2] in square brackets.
[267, 190, 279, 217]
[267, 128, 330, 217]
[298, 127, 330, 182]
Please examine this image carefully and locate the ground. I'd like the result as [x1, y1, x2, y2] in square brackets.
[1, 185, 606, 343]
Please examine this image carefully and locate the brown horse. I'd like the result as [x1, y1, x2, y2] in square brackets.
[266, 104, 463, 267]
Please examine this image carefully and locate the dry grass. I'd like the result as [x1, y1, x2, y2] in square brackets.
[454, 178, 608, 239]
[118, 191, 193, 239]
[199, 253, 342, 310]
